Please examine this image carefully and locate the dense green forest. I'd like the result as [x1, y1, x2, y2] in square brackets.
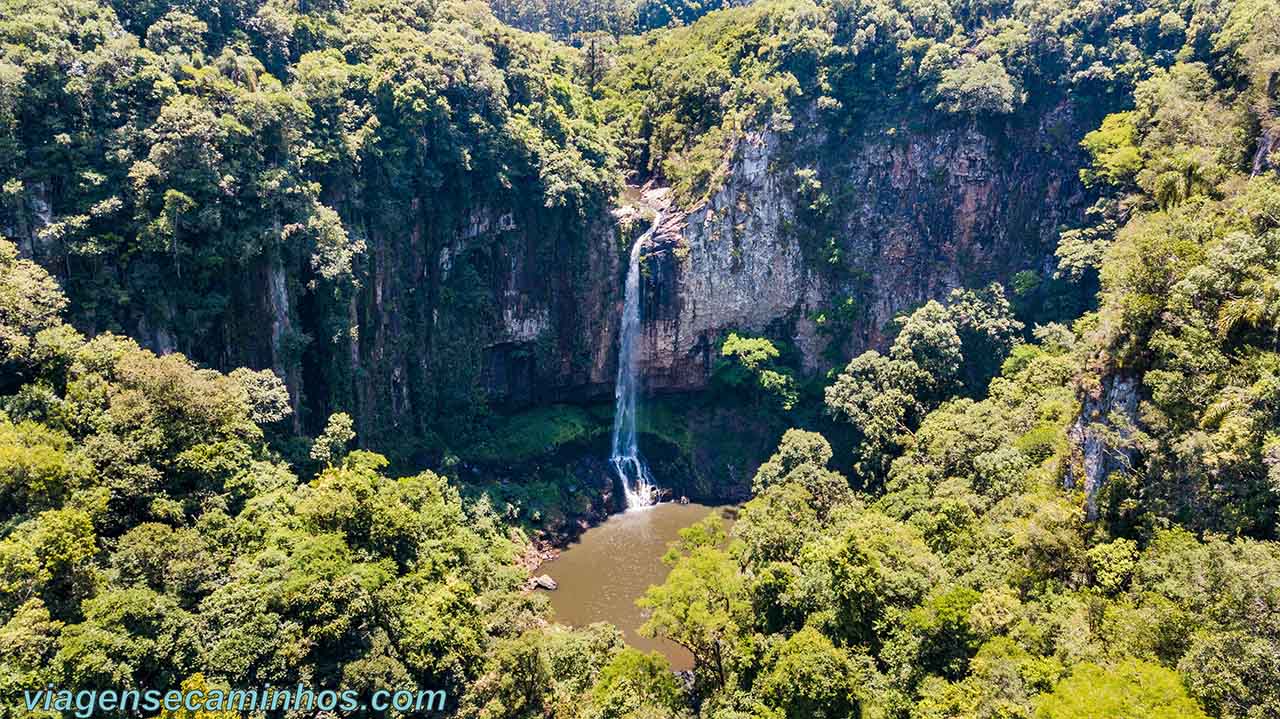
[2, 0, 1280, 716]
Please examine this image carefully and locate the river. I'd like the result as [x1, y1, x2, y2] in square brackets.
[537, 502, 734, 671]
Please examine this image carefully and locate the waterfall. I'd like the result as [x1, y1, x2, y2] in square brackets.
[611, 220, 658, 510]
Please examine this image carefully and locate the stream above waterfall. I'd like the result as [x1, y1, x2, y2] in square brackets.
[537, 502, 735, 670]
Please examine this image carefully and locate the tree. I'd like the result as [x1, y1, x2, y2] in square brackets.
[890, 301, 964, 403]
[463, 631, 555, 718]
[310, 412, 355, 467]
[719, 333, 798, 410]
[898, 585, 983, 680]
[751, 429, 850, 516]
[1178, 630, 1280, 719]
[154, 674, 241, 719]
[0, 419, 81, 515]
[228, 368, 292, 425]
[935, 58, 1021, 115]
[754, 627, 862, 719]
[825, 350, 922, 477]
[801, 510, 944, 648]
[0, 239, 66, 369]
[54, 587, 199, 689]
[944, 284, 1023, 394]
[1080, 113, 1143, 188]
[144, 10, 208, 56]
[912, 637, 1043, 719]
[0, 598, 62, 713]
[591, 649, 684, 718]
[827, 287, 1023, 479]
[1033, 660, 1208, 719]
[735, 481, 819, 566]
[639, 541, 746, 691]
[0, 508, 98, 618]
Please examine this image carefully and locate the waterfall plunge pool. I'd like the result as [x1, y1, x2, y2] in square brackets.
[536, 502, 735, 671]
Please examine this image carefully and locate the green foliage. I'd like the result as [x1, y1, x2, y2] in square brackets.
[1, 2, 1280, 719]
[0, 419, 84, 514]
[1080, 113, 1144, 188]
[639, 521, 746, 691]
[1086, 539, 1138, 595]
[1078, 140, 1280, 535]
[751, 429, 850, 516]
[0, 0, 621, 455]
[734, 481, 819, 566]
[463, 631, 556, 718]
[1179, 629, 1280, 719]
[597, 0, 1206, 206]
[0, 261, 543, 712]
[599, 0, 828, 203]
[490, 0, 740, 39]
[0, 507, 98, 617]
[309, 411, 354, 467]
[1033, 660, 1208, 719]
[720, 333, 779, 371]
[639, 173, 1280, 713]
[154, 674, 240, 719]
[590, 648, 683, 718]
[825, 284, 1022, 479]
[466, 404, 607, 464]
[1056, 204, 1122, 282]
[719, 333, 798, 410]
[0, 239, 67, 368]
[227, 367, 291, 425]
[754, 627, 862, 719]
[934, 58, 1022, 116]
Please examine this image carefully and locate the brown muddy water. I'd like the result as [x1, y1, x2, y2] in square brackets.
[537, 502, 734, 671]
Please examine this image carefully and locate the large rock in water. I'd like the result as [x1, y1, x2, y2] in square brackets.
[532, 574, 558, 591]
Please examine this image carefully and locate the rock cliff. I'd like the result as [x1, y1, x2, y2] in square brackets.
[16, 102, 1095, 464]
[632, 103, 1090, 391]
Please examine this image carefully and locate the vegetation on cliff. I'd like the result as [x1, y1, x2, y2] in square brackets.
[0, 0, 620, 459]
[627, 1, 1280, 716]
[597, 0, 1216, 205]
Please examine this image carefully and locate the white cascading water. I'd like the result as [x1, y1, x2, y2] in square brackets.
[611, 221, 658, 510]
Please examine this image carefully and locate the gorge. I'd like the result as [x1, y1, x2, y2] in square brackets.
[0, 6, 1100, 487]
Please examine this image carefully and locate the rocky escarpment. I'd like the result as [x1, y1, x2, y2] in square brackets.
[631, 134, 824, 390]
[15, 101, 1095, 464]
[10, 189, 629, 459]
[278, 199, 627, 455]
[1066, 374, 1140, 519]
[632, 103, 1091, 390]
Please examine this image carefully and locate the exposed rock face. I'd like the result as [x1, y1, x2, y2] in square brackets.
[104, 196, 622, 456]
[635, 103, 1090, 390]
[1254, 125, 1280, 176]
[1067, 374, 1140, 519]
[307, 201, 625, 452]
[637, 133, 822, 390]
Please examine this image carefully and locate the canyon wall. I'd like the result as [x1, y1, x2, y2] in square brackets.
[248, 195, 628, 457]
[15, 103, 1093, 461]
[634, 103, 1090, 391]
